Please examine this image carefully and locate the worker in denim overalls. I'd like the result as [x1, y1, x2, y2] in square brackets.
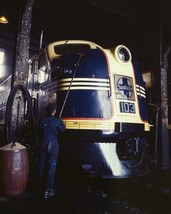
[37, 103, 65, 199]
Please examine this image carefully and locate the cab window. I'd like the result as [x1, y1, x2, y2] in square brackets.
[37, 53, 48, 83]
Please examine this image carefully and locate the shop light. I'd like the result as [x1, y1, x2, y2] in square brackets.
[0, 50, 4, 64]
[0, 16, 9, 24]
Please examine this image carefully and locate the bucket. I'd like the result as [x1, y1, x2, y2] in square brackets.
[0, 142, 29, 196]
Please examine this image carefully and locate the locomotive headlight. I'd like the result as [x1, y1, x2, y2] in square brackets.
[114, 45, 132, 64]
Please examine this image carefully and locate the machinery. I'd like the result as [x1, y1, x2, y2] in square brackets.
[4, 40, 151, 178]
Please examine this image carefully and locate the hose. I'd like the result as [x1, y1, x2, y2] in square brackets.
[4, 84, 36, 158]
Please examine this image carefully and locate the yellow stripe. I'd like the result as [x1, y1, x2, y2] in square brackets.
[136, 84, 145, 91]
[58, 82, 109, 87]
[139, 85, 145, 91]
[58, 86, 110, 91]
[64, 120, 151, 132]
[64, 120, 115, 130]
[58, 78, 109, 83]
[136, 88, 145, 94]
[137, 92, 146, 98]
[136, 84, 146, 98]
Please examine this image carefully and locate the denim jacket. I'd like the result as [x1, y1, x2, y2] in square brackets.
[37, 115, 65, 144]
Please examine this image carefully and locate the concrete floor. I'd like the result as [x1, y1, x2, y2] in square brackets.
[1, 163, 171, 214]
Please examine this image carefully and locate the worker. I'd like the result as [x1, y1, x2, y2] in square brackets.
[37, 103, 65, 199]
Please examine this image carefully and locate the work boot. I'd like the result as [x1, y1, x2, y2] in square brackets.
[44, 189, 56, 199]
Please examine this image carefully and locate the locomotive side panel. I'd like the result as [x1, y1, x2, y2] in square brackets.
[27, 51, 58, 121]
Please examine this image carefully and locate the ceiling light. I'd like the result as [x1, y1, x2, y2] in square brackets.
[0, 16, 9, 24]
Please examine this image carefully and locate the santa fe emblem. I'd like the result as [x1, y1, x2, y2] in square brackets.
[115, 75, 135, 100]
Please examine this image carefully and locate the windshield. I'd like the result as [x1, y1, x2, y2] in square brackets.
[54, 43, 91, 55]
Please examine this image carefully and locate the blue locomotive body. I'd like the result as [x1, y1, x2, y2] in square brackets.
[27, 40, 151, 178]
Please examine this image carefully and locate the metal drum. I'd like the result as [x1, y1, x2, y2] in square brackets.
[0, 142, 29, 196]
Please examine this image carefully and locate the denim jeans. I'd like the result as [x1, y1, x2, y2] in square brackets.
[38, 140, 59, 192]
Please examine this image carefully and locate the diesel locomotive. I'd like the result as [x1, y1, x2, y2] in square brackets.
[4, 40, 151, 178]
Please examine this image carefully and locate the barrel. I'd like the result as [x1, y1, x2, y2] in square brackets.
[0, 142, 29, 196]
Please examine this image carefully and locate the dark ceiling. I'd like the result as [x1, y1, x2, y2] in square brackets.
[0, 0, 171, 78]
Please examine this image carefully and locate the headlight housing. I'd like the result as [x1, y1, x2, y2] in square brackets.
[114, 45, 132, 64]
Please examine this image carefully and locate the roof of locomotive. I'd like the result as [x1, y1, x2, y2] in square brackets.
[28, 40, 132, 66]
[46, 40, 103, 61]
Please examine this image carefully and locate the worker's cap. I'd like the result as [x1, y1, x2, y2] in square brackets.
[46, 103, 57, 115]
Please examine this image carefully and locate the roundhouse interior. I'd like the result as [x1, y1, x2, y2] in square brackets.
[0, 0, 171, 213]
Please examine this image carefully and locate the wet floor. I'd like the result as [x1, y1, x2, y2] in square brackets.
[0, 189, 72, 214]
[1, 166, 171, 214]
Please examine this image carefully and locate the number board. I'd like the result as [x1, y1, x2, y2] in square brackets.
[119, 102, 135, 113]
